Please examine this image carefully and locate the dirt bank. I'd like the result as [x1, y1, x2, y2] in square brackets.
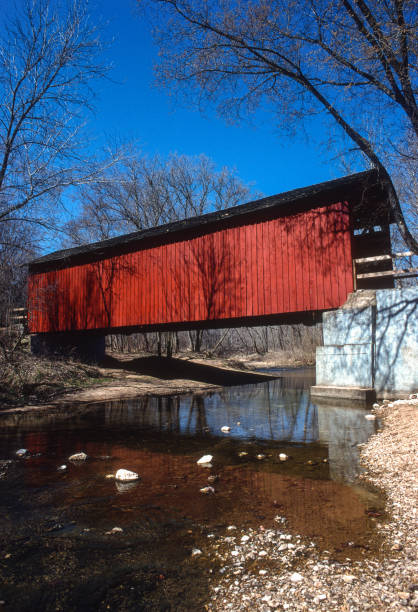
[0, 353, 285, 415]
[207, 397, 418, 610]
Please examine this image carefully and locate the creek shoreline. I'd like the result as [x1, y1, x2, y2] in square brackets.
[0, 353, 309, 416]
[207, 397, 418, 611]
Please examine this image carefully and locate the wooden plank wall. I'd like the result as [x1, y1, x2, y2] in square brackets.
[28, 202, 353, 333]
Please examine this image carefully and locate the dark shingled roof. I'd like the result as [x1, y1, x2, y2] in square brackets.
[30, 169, 390, 271]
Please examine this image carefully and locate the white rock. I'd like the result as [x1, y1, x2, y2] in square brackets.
[372, 403, 380, 409]
[105, 526, 123, 535]
[105, 473, 115, 479]
[241, 535, 250, 543]
[68, 452, 87, 462]
[57, 464, 67, 471]
[16, 449, 28, 458]
[191, 548, 202, 557]
[258, 550, 268, 557]
[199, 486, 215, 495]
[279, 453, 288, 461]
[290, 572, 303, 583]
[197, 455, 213, 465]
[342, 574, 356, 583]
[256, 454, 266, 460]
[231, 550, 239, 556]
[221, 426, 231, 433]
[227, 525, 237, 531]
[238, 451, 248, 458]
[259, 569, 268, 576]
[115, 468, 139, 482]
[364, 414, 376, 420]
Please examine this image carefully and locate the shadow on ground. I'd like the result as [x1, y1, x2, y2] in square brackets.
[100, 355, 277, 386]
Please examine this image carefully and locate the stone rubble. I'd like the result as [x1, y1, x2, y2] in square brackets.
[202, 398, 418, 611]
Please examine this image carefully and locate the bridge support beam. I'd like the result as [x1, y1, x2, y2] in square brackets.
[31, 331, 106, 363]
[311, 287, 418, 401]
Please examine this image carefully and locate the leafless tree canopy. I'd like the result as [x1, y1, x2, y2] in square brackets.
[65, 151, 255, 244]
[0, 0, 120, 239]
[140, 0, 418, 252]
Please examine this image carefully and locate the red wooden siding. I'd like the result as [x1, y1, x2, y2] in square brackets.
[28, 202, 353, 333]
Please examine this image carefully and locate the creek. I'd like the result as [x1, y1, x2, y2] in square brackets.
[0, 367, 384, 611]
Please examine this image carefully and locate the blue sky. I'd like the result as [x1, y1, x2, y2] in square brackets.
[86, 0, 364, 199]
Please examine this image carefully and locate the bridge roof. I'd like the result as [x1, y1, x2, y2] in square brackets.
[30, 168, 391, 271]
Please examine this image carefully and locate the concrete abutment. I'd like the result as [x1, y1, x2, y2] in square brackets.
[311, 287, 418, 400]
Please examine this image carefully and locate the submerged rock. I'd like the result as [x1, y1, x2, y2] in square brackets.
[221, 426, 231, 433]
[68, 452, 87, 462]
[115, 468, 139, 482]
[200, 486, 215, 495]
[105, 526, 123, 535]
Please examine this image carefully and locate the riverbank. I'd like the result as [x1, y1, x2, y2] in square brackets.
[207, 397, 418, 611]
[0, 351, 298, 413]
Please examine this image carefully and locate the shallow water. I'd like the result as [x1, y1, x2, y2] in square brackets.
[0, 368, 384, 611]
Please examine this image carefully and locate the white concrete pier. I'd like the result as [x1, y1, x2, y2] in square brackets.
[311, 287, 418, 400]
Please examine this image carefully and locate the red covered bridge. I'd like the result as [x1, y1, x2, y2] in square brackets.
[28, 170, 394, 358]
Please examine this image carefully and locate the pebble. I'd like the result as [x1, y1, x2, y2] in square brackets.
[256, 454, 266, 460]
[279, 453, 288, 461]
[191, 548, 202, 557]
[221, 426, 231, 433]
[364, 414, 376, 420]
[15, 449, 28, 458]
[57, 465, 67, 471]
[290, 572, 303, 583]
[68, 452, 87, 462]
[342, 574, 356, 583]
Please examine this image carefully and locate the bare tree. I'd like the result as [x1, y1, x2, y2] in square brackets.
[140, 0, 418, 253]
[65, 151, 255, 243]
[0, 0, 122, 245]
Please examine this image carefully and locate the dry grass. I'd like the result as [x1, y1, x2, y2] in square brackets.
[0, 345, 102, 407]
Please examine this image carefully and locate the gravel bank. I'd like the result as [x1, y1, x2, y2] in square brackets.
[206, 397, 418, 611]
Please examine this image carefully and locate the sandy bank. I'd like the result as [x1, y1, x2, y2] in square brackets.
[0, 354, 284, 415]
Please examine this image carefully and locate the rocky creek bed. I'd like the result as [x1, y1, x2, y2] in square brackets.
[206, 397, 418, 611]
[0, 387, 416, 611]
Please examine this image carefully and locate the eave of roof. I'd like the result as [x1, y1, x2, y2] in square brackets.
[29, 168, 388, 271]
